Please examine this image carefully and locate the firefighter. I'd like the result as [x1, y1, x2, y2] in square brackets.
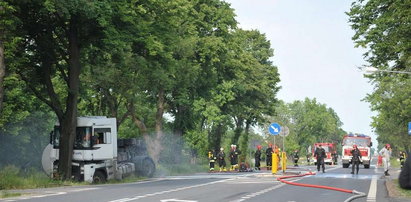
[377, 155, 383, 167]
[255, 145, 262, 170]
[230, 145, 241, 171]
[266, 144, 273, 170]
[379, 144, 392, 176]
[314, 144, 326, 173]
[208, 150, 217, 171]
[332, 151, 338, 165]
[306, 153, 311, 165]
[217, 147, 227, 172]
[399, 151, 406, 169]
[293, 150, 299, 167]
[350, 144, 362, 174]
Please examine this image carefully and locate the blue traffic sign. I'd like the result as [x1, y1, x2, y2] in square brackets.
[408, 122, 411, 135]
[268, 123, 281, 135]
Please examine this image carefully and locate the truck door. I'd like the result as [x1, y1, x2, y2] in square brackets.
[91, 127, 114, 160]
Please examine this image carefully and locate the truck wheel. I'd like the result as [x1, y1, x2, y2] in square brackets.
[364, 164, 370, 169]
[93, 170, 106, 183]
[141, 158, 155, 177]
[342, 163, 349, 168]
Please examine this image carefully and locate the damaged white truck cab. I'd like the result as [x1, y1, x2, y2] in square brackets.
[42, 116, 155, 183]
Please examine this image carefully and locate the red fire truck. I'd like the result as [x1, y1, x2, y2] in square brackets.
[312, 143, 337, 165]
[341, 133, 372, 169]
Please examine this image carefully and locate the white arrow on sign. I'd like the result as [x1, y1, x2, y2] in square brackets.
[409, 129, 411, 134]
[270, 125, 279, 133]
[160, 199, 197, 202]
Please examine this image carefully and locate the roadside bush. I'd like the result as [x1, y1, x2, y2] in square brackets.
[0, 165, 54, 190]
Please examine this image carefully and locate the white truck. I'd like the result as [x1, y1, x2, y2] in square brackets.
[341, 133, 372, 169]
[41, 116, 155, 183]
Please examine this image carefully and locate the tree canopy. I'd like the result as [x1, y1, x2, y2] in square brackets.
[347, 0, 411, 152]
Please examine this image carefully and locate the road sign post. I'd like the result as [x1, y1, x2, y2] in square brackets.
[268, 123, 281, 174]
[409, 122, 411, 135]
[268, 123, 281, 135]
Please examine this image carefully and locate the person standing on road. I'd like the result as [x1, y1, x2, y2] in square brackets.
[217, 147, 227, 172]
[266, 144, 273, 170]
[208, 150, 217, 171]
[350, 144, 362, 174]
[314, 144, 326, 173]
[293, 150, 299, 167]
[306, 153, 311, 165]
[255, 145, 262, 170]
[229, 145, 241, 171]
[379, 144, 392, 176]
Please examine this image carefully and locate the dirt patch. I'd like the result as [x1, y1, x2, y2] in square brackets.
[386, 179, 402, 197]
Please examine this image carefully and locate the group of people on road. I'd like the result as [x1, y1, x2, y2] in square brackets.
[208, 141, 411, 190]
[208, 144, 242, 172]
[254, 143, 278, 171]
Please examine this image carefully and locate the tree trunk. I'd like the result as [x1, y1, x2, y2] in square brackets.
[58, 17, 81, 180]
[172, 104, 187, 164]
[210, 124, 224, 152]
[128, 101, 160, 164]
[0, 39, 5, 113]
[151, 88, 165, 163]
[232, 117, 244, 145]
[240, 120, 251, 163]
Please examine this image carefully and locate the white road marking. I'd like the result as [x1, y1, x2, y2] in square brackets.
[230, 177, 304, 202]
[1, 187, 99, 201]
[160, 199, 197, 202]
[366, 176, 377, 202]
[108, 178, 233, 202]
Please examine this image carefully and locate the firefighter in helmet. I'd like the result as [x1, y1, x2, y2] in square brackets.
[266, 144, 273, 170]
[208, 150, 217, 171]
[229, 144, 241, 171]
[314, 144, 326, 173]
[293, 150, 299, 167]
[379, 144, 392, 176]
[350, 144, 362, 174]
[255, 145, 262, 170]
[217, 147, 226, 172]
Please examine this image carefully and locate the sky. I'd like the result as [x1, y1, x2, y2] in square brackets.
[225, 0, 377, 147]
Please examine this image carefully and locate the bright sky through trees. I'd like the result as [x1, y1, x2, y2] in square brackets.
[225, 0, 377, 147]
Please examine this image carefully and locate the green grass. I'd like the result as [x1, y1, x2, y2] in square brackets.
[390, 158, 402, 168]
[0, 165, 92, 190]
[0, 165, 158, 191]
[0, 191, 22, 198]
[392, 179, 411, 198]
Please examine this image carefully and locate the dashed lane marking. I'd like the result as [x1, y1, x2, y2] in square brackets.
[108, 178, 234, 202]
[366, 175, 377, 202]
[1, 187, 98, 201]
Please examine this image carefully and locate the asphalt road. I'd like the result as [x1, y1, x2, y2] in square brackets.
[0, 164, 405, 202]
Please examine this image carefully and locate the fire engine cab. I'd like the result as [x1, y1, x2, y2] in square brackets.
[312, 143, 337, 165]
[341, 133, 372, 169]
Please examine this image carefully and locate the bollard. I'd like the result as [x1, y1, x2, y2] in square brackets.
[272, 152, 278, 174]
[281, 152, 287, 172]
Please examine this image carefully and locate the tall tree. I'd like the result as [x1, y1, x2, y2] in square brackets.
[0, 1, 17, 113]
[6, 0, 112, 179]
[348, 0, 411, 150]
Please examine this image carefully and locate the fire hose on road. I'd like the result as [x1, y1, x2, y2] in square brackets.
[276, 171, 367, 202]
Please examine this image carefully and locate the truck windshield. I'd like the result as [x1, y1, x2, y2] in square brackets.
[52, 126, 61, 148]
[315, 146, 330, 152]
[343, 138, 369, 146]
[52, 126, 93, 149]
[74, 127, 92, 149]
